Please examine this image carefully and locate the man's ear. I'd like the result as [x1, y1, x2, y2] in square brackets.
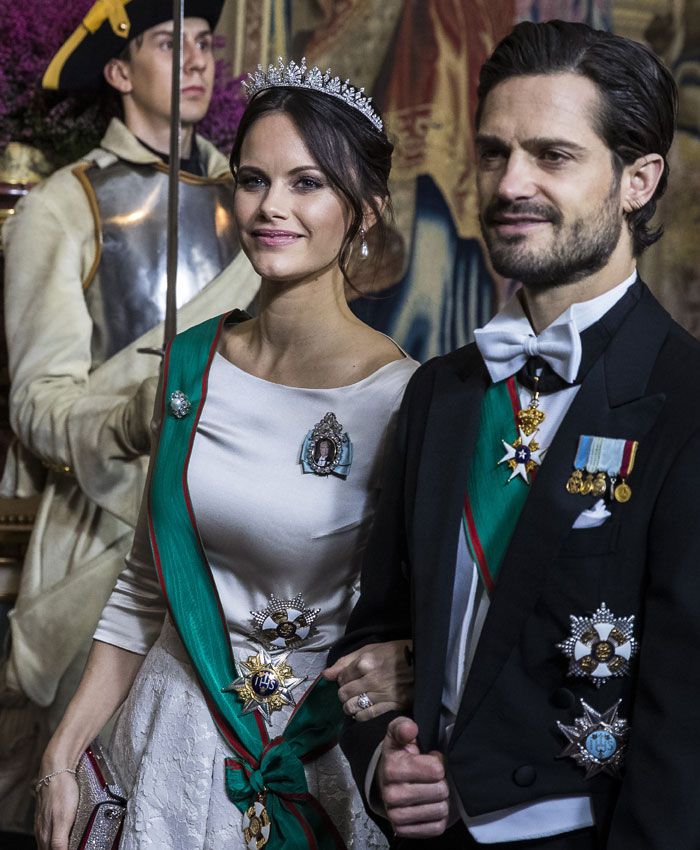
[103, 58, 133, 95]
[621, 154, 665, 213]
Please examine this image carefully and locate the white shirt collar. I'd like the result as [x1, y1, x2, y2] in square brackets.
[485, 270, 638, 339]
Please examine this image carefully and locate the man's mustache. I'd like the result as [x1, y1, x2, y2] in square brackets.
[482, 199, 562, 228]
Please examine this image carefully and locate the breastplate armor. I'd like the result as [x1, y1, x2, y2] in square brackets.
[84, 160, 239, 363]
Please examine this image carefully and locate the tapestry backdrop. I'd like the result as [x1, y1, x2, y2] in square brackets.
[218, 0, 698, 356]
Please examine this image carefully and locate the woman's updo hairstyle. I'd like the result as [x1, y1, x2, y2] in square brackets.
[229, 86, 394, 289]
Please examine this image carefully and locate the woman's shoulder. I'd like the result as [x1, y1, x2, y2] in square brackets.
[354, 326, 414, 370]
[351, 350, 419, 412]
[171, 309, 249, 352]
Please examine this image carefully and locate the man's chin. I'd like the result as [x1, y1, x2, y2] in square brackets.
[488, 232, 528, 247]
[487, 255, 568, 290]
[181, 105, 212, 126]
[487, 246, 541, 281]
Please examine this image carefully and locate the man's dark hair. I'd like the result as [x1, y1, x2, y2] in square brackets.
[230, 87, 393, 291]
[476, 20, 678, 256]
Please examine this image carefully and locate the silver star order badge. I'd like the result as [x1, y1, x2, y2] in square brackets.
[250, 593, 320, 651]
[498, 428, 545, 483]
[557, 603, 637, 687]
[223, 648, 306, 724]
[558, 699, 629, 779]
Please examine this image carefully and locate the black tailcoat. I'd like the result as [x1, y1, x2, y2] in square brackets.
[331, 284, 700, 848]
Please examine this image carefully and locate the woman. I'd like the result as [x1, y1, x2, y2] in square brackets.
[35, 59, 417, 850]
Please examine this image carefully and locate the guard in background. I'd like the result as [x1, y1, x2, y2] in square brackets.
[0, 0, 259, 833]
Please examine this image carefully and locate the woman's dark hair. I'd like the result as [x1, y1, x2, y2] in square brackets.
[475, 20, 678, 256]
[229, 86, 393, 288]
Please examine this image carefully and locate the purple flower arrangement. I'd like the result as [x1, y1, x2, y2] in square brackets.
[0, 2, 246, 168]
[0, 1, 93, 163]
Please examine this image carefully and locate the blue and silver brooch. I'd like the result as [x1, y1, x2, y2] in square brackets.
[300, 412, 352, 478]
[558, 699, 629, 779]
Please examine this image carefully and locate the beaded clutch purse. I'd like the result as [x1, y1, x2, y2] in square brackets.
[68, 741, 127, 850]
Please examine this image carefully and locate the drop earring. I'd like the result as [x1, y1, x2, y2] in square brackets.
[360, 226, 369, 260]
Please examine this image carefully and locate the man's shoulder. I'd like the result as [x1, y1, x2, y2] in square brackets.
[411, 342, 480, 382]
[399, 343, 480, 409]
[641, 283, 700, 374]
[654, 317, 700, 398]
[20, 156, 96, 200]
[629, 285, 700, 430]
[3, 152, 103, 244]
[195, 134, 231, 178]
[663, 313, 700, 358]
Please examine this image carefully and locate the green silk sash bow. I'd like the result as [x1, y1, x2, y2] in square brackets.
[148, 314, 347, 848]
[462, 377, 531, 594]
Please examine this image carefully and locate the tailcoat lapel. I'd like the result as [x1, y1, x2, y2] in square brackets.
[450, 284, 671, 739]
[412, 346, 489, 749]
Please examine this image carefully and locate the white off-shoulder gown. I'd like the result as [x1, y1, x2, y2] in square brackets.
[94, 350, 418, 850]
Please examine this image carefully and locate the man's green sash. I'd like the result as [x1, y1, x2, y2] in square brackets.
[462, 376, 532, 593]
[148, 313, 347, 849]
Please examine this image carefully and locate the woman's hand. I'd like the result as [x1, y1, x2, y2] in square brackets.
[32, 640, 145, 850]
[324, 640, 414, 721]
[35, 770, 79, 850]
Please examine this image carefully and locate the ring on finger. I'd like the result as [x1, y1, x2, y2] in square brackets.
[357, 692, 373, 711]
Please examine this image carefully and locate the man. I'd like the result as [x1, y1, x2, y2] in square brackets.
[328, 20, 698, 848]
[0, 0, 258, 831]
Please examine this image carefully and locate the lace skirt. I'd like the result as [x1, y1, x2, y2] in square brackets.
[109, 617, 387, 850]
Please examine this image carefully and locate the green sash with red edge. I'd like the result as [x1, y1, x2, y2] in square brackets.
[462, 376, 533, 594]
[148, 313, 347, 849]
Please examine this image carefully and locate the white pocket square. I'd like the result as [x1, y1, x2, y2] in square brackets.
[572, 498, 611, 529]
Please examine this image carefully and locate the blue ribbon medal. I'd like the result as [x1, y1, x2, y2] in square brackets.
[566, 435, 638, 502]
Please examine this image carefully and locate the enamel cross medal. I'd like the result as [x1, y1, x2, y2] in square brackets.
[498, 376, 546, 484]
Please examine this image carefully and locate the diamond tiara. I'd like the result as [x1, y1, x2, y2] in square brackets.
[244, 57, 384, 133]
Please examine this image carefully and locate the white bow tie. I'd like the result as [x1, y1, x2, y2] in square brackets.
[474, 319, 581, 385]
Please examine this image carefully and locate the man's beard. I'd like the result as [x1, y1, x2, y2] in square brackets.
[479, 181, 622, 291]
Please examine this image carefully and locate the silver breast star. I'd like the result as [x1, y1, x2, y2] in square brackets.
[558, 699, 629, 779]
[222, 648, 306, 724]
[557, 603, 637, 687]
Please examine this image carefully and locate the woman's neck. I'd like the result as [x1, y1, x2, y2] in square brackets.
[223, 266, 378, 388]
[254, 270, 358, 352]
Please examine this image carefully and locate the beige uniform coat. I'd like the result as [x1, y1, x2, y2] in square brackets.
[1, 119, 259, 711]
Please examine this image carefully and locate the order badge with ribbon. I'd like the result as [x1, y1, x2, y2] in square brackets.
[497, 376, 547, 485]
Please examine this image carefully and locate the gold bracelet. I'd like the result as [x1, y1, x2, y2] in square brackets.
[34, 767, 77, 794]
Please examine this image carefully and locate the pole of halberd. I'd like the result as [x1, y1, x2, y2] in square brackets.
[164, 0, 184, 351]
